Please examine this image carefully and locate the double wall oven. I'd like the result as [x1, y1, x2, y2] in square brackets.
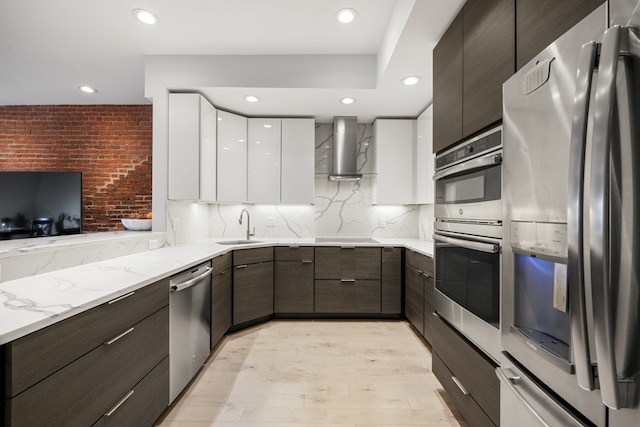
[433, 126, 503, 362]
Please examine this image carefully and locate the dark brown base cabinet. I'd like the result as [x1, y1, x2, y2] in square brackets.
[432, 314, 499, 427]
[274, 246, 315, 314]
[2, 279, 170, 427]
[211, 252, 232, 348]
[314, 247, 382, 314]
[404, 250, 434, 342]
[233, 247, 274, 326]
[381, 247, 402, 314]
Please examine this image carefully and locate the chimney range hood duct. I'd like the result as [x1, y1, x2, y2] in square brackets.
[329, 116, 362, 181]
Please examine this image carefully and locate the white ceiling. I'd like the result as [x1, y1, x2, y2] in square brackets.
[0, 0, 464, 123]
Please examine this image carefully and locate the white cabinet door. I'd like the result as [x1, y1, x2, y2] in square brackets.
[217, 111, 247, 203]
[416, 106, 434, 204]
[373, 119, 416, 204]
[281, 118, 315, 204]
[168, 93, 217, 201]
[248, 118, 281, 203]
[200, 97, 217, 202]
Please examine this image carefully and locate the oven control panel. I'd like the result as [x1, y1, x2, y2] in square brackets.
[436, 126, 502, 170]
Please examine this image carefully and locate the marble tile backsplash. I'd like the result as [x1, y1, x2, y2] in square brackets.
[167, 122, 426, 245]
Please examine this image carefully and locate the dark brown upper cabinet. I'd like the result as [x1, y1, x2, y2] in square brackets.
[462, 0, 515, 140]
[433, 13, 463, 154]
[433, 0, 515, 154]
[516, 0, 605, 70]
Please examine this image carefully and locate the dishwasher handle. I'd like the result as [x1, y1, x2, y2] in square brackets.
[170, 267, 213, 292]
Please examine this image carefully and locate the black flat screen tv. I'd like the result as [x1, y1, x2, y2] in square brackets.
[0, 171, 82, 240]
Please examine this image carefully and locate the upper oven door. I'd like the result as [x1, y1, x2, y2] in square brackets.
[434, 153, 502, 221]
[434, 125, 503, 222]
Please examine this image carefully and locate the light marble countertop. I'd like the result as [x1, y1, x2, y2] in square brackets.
[0, 237, 433, 345]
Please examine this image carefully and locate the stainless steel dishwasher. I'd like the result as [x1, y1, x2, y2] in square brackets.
[169, 260, 212, 403]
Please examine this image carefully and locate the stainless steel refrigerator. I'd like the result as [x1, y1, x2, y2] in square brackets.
[500, 0, 640, 425]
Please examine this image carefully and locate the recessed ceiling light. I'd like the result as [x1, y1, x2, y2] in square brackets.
[78, 85, 98, 94]
[238, 139, 246, 143]
[340, 97, 356, 105]
[244, 95, 260, 103]
[263, 124, 272, 128]
[336, 8, 357, 24]
[402, 75, 422, 86]
[255, 141, 262, 144]
[132, 9, 157, 25]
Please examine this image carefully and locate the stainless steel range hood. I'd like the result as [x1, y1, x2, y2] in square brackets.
[329, 116, 362, 181]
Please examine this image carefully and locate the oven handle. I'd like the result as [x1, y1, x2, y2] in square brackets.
[433, 152, 502, 181]
[433, 234, 500, 254]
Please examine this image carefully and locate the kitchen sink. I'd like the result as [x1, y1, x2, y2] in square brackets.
[216, 240, 262, 245]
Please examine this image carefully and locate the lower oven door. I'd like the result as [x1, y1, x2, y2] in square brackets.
[433, 231, 502, 362]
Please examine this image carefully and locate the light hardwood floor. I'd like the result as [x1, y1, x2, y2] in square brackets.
[156, 320, 469, 427]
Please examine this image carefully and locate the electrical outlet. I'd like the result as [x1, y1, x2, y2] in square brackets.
[172, 218, 181, 230]
[148, 239, 159, 250]
[379, 218, 386, 228]
[266, 216, 276, 227]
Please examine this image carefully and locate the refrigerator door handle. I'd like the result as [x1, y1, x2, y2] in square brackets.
[567, 40, 598, 392]
[590, 25, 623, 410]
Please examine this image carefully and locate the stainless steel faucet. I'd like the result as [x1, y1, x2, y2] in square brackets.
[238, 208, 255, 240]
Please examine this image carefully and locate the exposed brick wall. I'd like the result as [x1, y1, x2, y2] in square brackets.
[0, 105, 152, 232]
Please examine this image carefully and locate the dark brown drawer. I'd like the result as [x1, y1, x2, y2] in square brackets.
[405, 249, 433, 276]
[212, 252, 232, 274]
[92, 356, 169, 427]
[314, 279, 381, 313]
[4, 279, 169, 397]
[274, 246, 314, 261]
[432, 314, 499, 425]
[432, 353, 496, 427]
[6, 306, 169, 427]
[233, 247, 273, 265]
[315, 247, 381, 280]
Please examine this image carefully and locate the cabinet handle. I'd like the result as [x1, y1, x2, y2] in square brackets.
[341, 246, 356, 249]
[301, 260, 313, 264]
[235, 264, 248, 269]
[416, 269, 423, 274]
[104, 327, 135, 346]
[423, 273, 431, 278]
[108, 291, 135, 305]
[340, 279, 356, 283]
[104, 390, 135, 417]
[451, 376, 469, 395]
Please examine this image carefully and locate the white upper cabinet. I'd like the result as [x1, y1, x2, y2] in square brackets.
[217, 110, 247, 203]
[415, 106, 434, 204]
[168, 93, 217, 201]
[373, 119, 416, 204]
[248, 118, 282, 203]
[281, 118, 315, 204]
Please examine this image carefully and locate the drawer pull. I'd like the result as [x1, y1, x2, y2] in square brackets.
[108, 291, 135, 305]
[301, 260, 313, 264]
[423, 273, 431, 278]
[104, 390, 135, 417]
[341, 245, 356, 249]
[340, 279, 356, 283]
[451, 376, 469, 395]
[236, 264, 248, 269]
[105, 327, 135, 345]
